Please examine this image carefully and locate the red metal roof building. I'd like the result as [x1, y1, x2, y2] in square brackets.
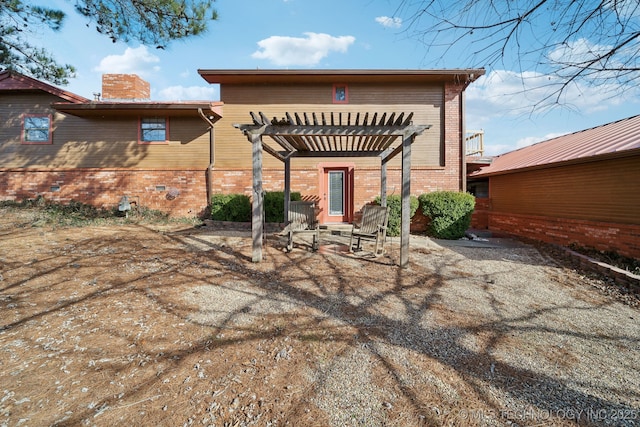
[473, 115, 640, 176]
[472, 115, 640, 260]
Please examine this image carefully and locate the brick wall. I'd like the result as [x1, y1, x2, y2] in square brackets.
[444, 82, 464, 190]
[0, 169, 208, 217]
[489, 211, 640, 260]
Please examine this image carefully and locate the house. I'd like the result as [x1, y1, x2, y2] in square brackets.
[1, 68, 484, 224]
[471, 115, 640, 259]
[0, 70, 223, 216]
[197, 69, 484, 225]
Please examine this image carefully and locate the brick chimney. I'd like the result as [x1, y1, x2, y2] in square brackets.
[101, 74, 150, 101]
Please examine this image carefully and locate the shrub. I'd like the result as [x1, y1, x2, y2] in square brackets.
[419, 191, 475, 239]
[210, 194, 251, 222]
[374, 194, 419, 237]
[264, 191, 302, 223]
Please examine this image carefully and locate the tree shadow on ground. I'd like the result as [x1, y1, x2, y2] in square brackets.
[0, 223, 638, 426]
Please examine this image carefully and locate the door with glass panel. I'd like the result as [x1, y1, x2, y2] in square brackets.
[323, 167, 351, 223]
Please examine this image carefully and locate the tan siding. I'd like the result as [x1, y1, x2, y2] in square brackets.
[489, 156, 640, 225]
[1, 92, 210, 169]
[216, 83, 443, 169]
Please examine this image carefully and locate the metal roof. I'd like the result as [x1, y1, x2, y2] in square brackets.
[473, 115, 640, 177]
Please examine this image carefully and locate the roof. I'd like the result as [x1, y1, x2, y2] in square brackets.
[198, 69, 485, 86]
[0, 70, 89, 103]
[52, 101, 224, 120]
[473, 115, 640, 177]
[0, 70, 223, 120]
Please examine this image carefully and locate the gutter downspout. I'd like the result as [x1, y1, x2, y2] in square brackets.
[198, 108, 216, 204]
[458, 72, 479, 194]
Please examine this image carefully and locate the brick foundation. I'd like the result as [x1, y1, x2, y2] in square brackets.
[489, 211, 640, 260]
[0, 169, 208, 217]
[1, 166, 462, 225]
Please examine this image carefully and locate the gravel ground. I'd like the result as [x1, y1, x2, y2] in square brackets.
[0, 209, 639, 426]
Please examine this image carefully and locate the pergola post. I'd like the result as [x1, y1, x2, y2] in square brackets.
[400, 132, 412, 267]
[251, 132, 263, 263]
[284, 157, 291, 225]
[380, 161, 387, 207]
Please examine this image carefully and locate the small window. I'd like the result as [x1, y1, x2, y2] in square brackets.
[333, 84, 348, 104]
[139, 117, 168, 143]
[22, 114, 52, 144]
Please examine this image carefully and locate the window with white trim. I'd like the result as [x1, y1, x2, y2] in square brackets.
[22, 114, 52, 144]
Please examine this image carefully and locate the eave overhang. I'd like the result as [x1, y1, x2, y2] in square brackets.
[51, 101, 224, 121]
[198, 69, 485, 86]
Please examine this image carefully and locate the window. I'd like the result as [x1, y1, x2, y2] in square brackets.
[332, 84, 349, 104]
[139, 117, 168, 143]
[22, 114, 52, 144]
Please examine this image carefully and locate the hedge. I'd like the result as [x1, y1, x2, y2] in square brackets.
[374, 194, 419, 237]
[210, 194, 251, 222]
[264, 191, 301, 223]
[210, 192, 302, 222]
[419, 191, 475, 239]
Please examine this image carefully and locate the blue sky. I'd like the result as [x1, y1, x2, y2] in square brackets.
[37, 0, 640, 155]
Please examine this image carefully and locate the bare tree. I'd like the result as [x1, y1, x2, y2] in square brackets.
[397, 0, 640, 108]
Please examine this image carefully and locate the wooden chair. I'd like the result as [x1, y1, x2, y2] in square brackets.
[285, 201, 319, 252]
[349, 204, 389, 256]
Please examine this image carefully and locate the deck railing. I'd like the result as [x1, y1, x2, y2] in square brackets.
[465, 130, 484, 156]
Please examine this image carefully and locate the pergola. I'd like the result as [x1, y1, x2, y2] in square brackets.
[235, 111, 430, 267]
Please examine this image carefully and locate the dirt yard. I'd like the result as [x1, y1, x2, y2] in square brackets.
[1, 207, 638, 427]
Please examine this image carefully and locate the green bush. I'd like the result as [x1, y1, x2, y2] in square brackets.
[210, 194, 251, 222]
[419, 191, 475, 239]
[374, 194, 419, 237]
[264, 191, 301, 223]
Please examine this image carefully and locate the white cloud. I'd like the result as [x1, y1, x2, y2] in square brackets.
[515, 132, 567, 149]
[156, 85, 219, 101]
[94, 46, 161, 76]
[466, 68, 636, 125]
[251, 32, 355, 66]
[375, 16, 402, 28]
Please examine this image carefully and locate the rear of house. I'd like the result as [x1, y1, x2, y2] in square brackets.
[472, 115, 640, 259]
[1, 68, 483, 220]
[198, 69, 483, 224]
[0, 71, 222, 216]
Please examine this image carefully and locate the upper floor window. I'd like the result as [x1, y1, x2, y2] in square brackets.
[22, 114, 52, 144]
[139, 117, 168, 143]
[333, 84, 349, 104]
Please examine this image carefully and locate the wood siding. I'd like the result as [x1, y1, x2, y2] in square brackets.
[489, 156, 640, 225]
[1, 93, 211, 169]
[215, 83, 443, 169]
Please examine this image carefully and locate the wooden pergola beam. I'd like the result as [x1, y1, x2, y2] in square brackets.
[235, 112, 429, 267]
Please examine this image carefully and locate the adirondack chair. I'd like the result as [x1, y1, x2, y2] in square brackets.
[286, 201, 320, 252]
[349, 204, 389, 256]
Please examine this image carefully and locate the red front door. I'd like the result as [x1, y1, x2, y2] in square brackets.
[320, 166, 353, 224]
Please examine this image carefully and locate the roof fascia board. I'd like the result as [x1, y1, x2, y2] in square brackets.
[0, 70, 89, 103]
[198, 69, 485, 85]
